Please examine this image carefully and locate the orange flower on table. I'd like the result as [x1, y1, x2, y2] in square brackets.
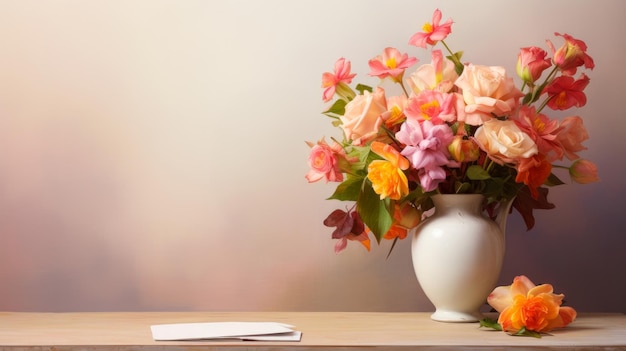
[487, 275, 577, 334]
[367, 141, 410, 200]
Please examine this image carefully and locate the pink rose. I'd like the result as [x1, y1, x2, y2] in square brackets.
[557, 116, 588, 160]
[340, 87, 387, 146]
[516, 46, 552, 84]
[474, 119, 538, 164]
[305, 139, 345, 183]
[455, 64, 524, 125]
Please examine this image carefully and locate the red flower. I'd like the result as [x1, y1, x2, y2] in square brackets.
[515, 155, 552, 199]
[547, 33, 595, 76]
[544, 73, 590, 110]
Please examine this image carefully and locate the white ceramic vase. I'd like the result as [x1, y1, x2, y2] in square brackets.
[411, 194, 512, 323]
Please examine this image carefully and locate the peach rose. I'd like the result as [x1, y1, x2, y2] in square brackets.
[340, 87, 387, 146]
[455, 64, 524, 125]
[474, 119, 537, 164]
[557, 116, 589, 160]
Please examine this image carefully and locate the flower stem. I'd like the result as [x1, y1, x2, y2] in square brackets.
[399, 81, 410, 98]
[440, 40, 464, 74]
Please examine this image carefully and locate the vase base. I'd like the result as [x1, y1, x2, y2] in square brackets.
[430, 310, 483, 323]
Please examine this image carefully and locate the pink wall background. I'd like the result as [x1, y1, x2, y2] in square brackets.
[0, 0, 624, 312]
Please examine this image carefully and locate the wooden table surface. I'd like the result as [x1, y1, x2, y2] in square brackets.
[0, 311, 625, 350]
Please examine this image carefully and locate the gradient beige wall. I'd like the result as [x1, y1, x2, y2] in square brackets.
[0, 0, 624, 312]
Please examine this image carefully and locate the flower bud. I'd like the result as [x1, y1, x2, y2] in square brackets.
[448, 135, 480, 162]
[516, 47, 552, 84]
[569, 159, 599, 184]
[394, 202, 421, 229]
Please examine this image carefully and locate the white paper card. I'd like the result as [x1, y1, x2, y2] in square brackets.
[150, 321, 302, 341]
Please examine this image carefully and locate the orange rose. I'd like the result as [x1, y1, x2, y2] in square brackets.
[367, 141, 410, 200]
[487, 275, 577, 334]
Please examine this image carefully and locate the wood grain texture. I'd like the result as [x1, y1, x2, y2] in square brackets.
[0, 312, 624, 350]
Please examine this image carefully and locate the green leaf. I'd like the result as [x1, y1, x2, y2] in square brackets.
[345, 145, 375, 174]
[447, 51, 464, 75]
[356, 184, 392, 243]
[355, 83, 373, 94]
[544, 172, 566, 186]
[454, 181, 472, 194]
[323, 99, 347, 117]
[512, 327, 542, 338]
[467, 165, 492, 180]
[385, 237, 400, 260]
[479, 318, 502, 331]
[522, 92, 534, 105]
[327, 175, 365, 201]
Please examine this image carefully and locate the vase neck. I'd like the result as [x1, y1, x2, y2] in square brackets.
[431, 194, 484, 215]
[495, 196, 515, 235]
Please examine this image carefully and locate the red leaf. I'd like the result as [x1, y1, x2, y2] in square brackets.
[323, 209, 354, 239]
[513, 186, 555, 230]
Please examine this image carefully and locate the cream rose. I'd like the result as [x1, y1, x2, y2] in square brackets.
[474, 119, 538, 164]
[455, 64, 524, 125]
[340, 87, 387, 146]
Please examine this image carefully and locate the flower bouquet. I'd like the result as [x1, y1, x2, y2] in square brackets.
[306, 9, 598, 254]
